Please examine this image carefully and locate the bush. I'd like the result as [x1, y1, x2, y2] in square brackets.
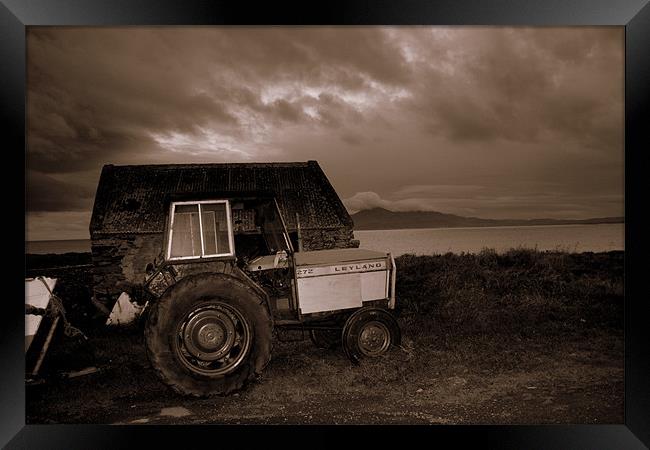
[395, 249, 623, 335]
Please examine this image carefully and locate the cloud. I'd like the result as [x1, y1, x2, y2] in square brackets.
[401, 28, 623, 151]
[26, 27, 624, 238]
[26, 27, 409, 172]
[393, 184, 485, 197]
[340, 132, 364, 146]
[343, 191, 451, 214]
[26, 211, 93, 241]
[26, 170, 96, 212]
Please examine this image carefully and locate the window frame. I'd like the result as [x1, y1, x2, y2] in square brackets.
[166, 199, 235, 261]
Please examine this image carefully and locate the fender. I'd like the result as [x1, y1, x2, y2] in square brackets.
[146, 267, 273, 324]
[231, 266, 274, 324]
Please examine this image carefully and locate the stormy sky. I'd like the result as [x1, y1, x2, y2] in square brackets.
[26, 27, 624, 241]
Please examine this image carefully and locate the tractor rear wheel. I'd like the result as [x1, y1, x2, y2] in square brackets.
[145, 274, 272, 396]
[341, 307, 401, 364]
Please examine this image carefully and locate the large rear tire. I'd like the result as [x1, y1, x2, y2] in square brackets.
[145, 273, 272, 397]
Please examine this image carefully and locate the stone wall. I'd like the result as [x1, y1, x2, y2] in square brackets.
[91, 233, 164, 311]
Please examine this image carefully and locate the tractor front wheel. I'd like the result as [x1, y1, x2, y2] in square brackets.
[341, 307, 401, 364]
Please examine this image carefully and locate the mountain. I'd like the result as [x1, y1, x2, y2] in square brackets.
[350, 208, 624, 230]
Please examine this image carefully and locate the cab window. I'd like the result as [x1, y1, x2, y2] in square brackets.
[167, 200, 234, 260]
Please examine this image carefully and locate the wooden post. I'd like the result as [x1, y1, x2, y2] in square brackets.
[31, 315, 60, 377]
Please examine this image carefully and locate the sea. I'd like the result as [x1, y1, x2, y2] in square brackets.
[26, 239, 92, 255]
[26, 223, 624, 257]
[354, 223, 624, 256]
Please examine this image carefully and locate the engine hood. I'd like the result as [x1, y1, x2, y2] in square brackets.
[294, 248, 388, 266]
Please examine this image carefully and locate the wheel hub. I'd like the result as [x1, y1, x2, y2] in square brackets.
[197, 323, 225, 349]
[358, 321, 391, 356]
[182, 308, 237, 361]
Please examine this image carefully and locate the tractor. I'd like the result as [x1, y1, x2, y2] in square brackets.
[142, 196, 400, 396]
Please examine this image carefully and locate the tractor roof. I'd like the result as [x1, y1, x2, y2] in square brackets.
[90, 161, 352, 236]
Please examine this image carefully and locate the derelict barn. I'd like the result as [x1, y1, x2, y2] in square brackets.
[89, 161, 359, 312]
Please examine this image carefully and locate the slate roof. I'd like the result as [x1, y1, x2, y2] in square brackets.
[89, 161, 353, 236]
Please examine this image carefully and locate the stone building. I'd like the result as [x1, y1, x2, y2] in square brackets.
[89, 161, 358, 311]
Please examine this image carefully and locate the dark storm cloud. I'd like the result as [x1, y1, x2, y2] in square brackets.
[27, 27, 405, 176]
[404, 28, 623, 152]
[26, 170, 95, 212]
[26, 27, 623, 239]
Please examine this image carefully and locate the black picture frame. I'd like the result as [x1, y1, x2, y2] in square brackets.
[4, 0, 649, 448]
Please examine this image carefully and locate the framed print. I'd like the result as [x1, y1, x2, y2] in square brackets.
[3, 0, 649, 448]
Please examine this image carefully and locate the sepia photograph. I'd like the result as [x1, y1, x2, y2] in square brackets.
[24, 25, 625, 426]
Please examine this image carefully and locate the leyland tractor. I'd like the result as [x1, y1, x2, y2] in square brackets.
[142, 197, 400, 396]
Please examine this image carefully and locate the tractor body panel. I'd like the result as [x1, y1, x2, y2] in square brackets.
[293, 249, 391, 315]
[246, 247, 396, 318]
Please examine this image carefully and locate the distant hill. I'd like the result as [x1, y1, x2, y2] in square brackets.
[351, 208, 624, 230]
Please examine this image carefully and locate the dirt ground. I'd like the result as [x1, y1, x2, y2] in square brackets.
[25, 321, 623, 425]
